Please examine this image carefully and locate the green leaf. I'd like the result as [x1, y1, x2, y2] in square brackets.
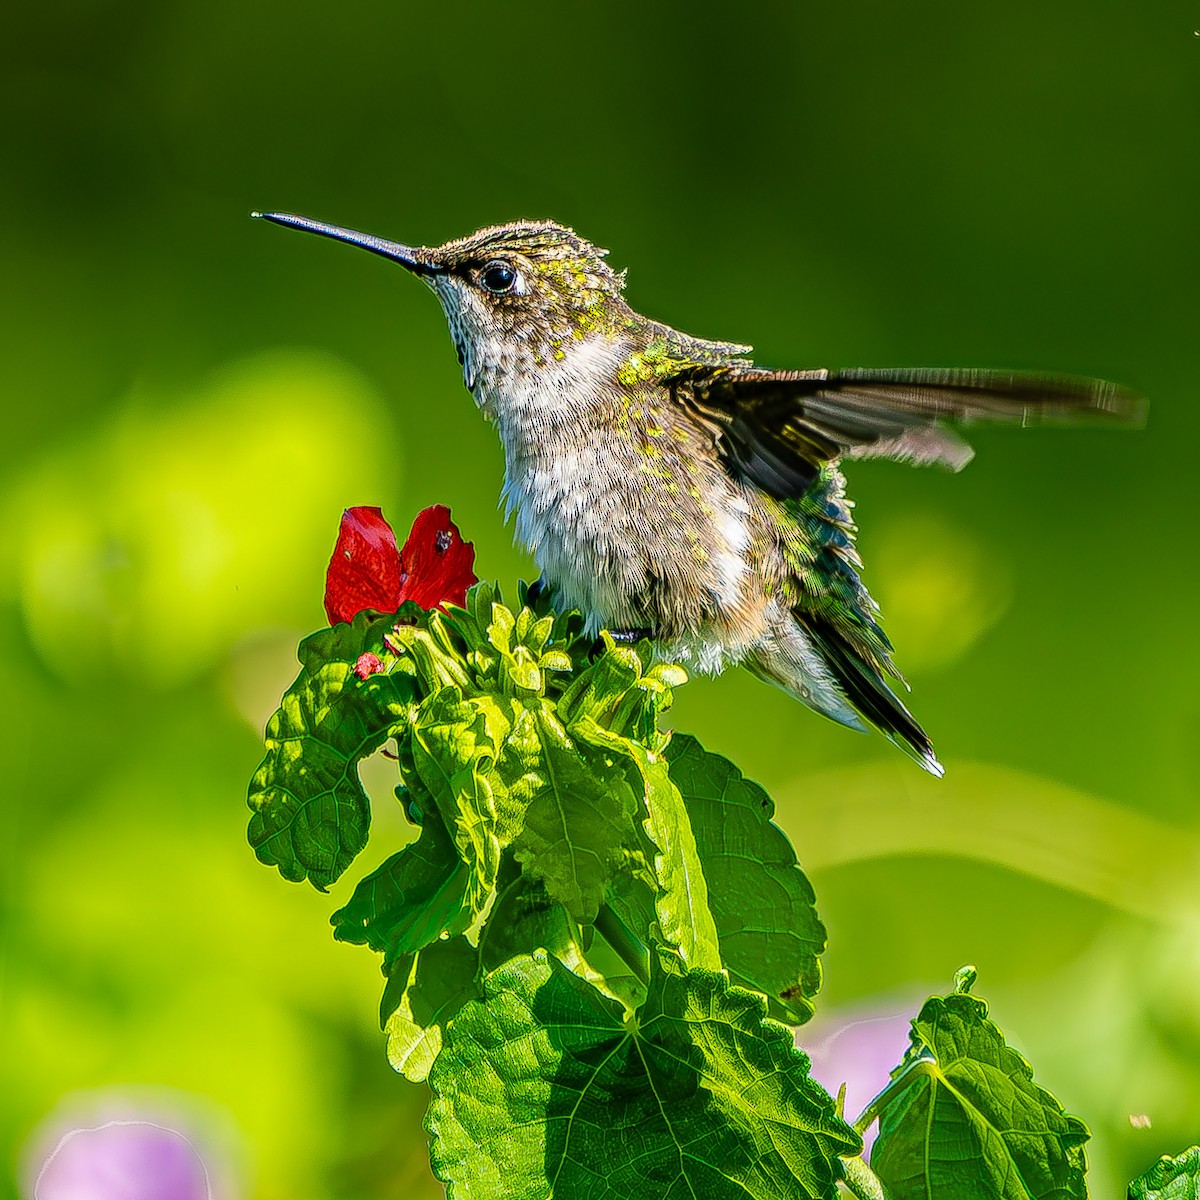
[637, 740, 721, 969]
[246, 614, 415, 889]
[594, 726, 721, 972]
[478, 861, 579, 973]
[481, 864, 642, 1007]
[665, 733, 825, 1023]
[427, 950, 859, 1200]
[1129, 1147, 1200, 1200]
[395, 621, 474, 695]
[409, 686, 508, 915]
[556, 638, 645, 731]
[870, 975, 1090, 1200]
[330, 805, 470, 969]
[555, 638, 684, 747]
[384, 935, 480, 1082]
[509, 707, 641, 924]
[486, 699, 545, 831]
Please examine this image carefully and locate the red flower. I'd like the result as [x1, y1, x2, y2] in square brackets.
[395, 504, 477, 611]
[324, 507, 402, 626]
[325, 505, 477, 625]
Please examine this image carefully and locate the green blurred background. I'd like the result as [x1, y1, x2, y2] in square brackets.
[2, 2, 1197, 1195]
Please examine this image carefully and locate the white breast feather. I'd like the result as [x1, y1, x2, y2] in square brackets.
[470, 330, 757, 653]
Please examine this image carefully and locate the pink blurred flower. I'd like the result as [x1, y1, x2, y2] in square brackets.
[802, 1004, 917, 1155]
[34, 1121, 209, 1200]
[24, 1090, 238, 1200]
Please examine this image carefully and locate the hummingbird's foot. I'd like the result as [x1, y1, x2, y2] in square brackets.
[524, 577, 547, 606]
[600, 628, 657, 648]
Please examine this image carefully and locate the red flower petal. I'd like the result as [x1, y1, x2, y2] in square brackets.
[396, 504, 477, 611]
[324, 506, 403, 625]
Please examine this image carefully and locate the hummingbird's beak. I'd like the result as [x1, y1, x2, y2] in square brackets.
[252, 211, 443, 275]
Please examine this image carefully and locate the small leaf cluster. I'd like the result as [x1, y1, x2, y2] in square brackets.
[247, 580, 1183, 1199]
[248, 583, 852, 1196]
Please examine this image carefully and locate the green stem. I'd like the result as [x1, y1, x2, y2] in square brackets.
[852, 1054, 933, 1136]
[841, 1155, 888, 1200]
[594, 903, 650, 985]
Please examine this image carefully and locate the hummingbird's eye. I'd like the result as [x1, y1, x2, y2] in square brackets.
[479, 260, 517, 294]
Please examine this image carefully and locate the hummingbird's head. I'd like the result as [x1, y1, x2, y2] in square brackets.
[254, 213, 632, 398]
[418, 221, 631, 391]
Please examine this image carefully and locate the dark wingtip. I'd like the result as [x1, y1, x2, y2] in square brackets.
[1100, 382, 1150, 429]
[919, 746, 946, 779]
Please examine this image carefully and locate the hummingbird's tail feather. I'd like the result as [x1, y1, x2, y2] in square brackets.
[743, 614, 869, 735]
[797, 615, 944, 777]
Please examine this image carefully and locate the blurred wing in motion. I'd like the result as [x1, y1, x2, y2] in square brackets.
[679, 366, 1145, 498]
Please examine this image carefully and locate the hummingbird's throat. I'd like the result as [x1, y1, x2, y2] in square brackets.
[430, 276, 481, 390]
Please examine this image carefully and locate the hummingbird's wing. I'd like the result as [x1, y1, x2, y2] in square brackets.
[678, 366, 1143, 499]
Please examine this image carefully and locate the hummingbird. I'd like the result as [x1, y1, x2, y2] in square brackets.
[254, 211, 1141, 776]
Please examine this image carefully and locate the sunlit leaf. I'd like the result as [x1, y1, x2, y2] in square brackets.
[409, 687, 508, 916]
[247, 614, 414, 888]
[330, 806, 470, 968]
[871, 972, 1089, 1200]
[427, 950, 859, 1200]
[1128, 1146, 1200, 1200]
[383, 936, 480, 1083]
[509, 707, 641, 924]
[585, 719, 720, 973]
[628, 738, 721, 971]
[665, 733, 825, 1023]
